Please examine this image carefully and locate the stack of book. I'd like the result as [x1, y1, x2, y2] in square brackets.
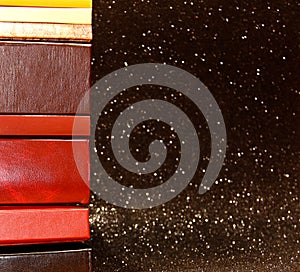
[0, 0, 92, 270]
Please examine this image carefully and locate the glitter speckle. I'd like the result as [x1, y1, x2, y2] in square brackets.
[90, 1, 299, 271]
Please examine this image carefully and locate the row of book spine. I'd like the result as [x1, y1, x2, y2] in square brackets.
[0, 1, 93, 270]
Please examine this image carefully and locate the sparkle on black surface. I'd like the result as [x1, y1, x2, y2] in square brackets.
[89, 1, 299, 271]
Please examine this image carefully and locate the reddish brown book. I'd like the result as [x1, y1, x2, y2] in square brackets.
[0, 207, 90, 245]
[0, 115, 90, 136]
[0, 41, 90, 114]
[0, 139, 90, 204]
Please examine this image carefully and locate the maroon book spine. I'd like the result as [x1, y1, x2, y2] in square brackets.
[0, 41, 90, 114]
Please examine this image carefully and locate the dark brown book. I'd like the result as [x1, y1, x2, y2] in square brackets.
[0, 243, 92, 272]
[0, 41, 90, 114]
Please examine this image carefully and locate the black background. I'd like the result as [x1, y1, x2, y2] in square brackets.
[89, 1, 299, 271]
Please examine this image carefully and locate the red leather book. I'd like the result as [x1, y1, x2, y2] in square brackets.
[0, 115, 90, 136]
[0, 139, 90, 204]
[0, 207, 90, 245]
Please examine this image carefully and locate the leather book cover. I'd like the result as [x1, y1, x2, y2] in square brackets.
[0, 41, 90, 114]
[0, 115, 90, 136]
[0, 207, 90, 245]
[0, 243, 92, 272]
[0, 139, 90, 204]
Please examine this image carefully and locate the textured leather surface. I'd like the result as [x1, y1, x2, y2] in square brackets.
[0, 115, 90, 136]
[0, 41, 90, 114]
[0, 207, 90, 245]
[0, 244, 91, 272]
[0, 139, 90, 204]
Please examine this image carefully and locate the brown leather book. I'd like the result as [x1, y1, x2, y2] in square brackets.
[0, 243, 92, 272]
[0, 41, 90, 114]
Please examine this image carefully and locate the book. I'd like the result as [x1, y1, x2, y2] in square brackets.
[0, 7, 91, 24]
[0, 41, 90, 114]
[0, 207, 90, 245]
[0, 139, 90, 204]
[0, 22, 92, 41]
[0, 0, 92, 8]
[0, 243, 92, 272]
[0, 115, 90, 136]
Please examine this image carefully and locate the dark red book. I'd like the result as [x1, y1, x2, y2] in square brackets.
[0, 41, 90, 114]
[0, 243, 92, 272]
[0, 139, 90, 204]
[0, 207, 90, 245]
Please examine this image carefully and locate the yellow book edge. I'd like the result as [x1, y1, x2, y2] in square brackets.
[0, 0, 91, 8]
[0, 7, 91, 24]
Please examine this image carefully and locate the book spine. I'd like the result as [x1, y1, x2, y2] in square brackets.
[0, 115, 90, 136]
[0, 0, 92, 8]
[0, 207, 90, 245]
[0, 139, 90, 204]
[0, 22, 92, 41]
[0, 246, 92, 272]
[0, 7, 92, 24]
[0, 41, 90, 114]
